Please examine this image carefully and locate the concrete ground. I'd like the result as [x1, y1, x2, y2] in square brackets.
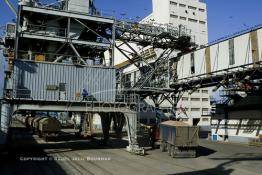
[0, 126, 262, 175]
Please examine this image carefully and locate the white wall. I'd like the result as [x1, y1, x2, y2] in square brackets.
[258, 29, 262, 61]
[211, 118, 262, 142]
[152, 0, 170, 24]
[177, 28, 262, 80]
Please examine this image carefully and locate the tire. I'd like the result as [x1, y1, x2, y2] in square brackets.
[160, 142, 166, 152]
[167, 144, 171, 156]
[171, 146, 175, 158]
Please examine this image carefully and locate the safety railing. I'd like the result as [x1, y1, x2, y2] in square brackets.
[115, 94, 140, 104]
[17, 50, 106, 66]
[10, 89, 139, 104]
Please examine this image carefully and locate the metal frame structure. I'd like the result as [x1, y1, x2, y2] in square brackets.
[2, 0, 261, 153]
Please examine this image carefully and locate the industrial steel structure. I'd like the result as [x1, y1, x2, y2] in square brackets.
[0, 0, 195, 154]
[1, 0, 261, 152]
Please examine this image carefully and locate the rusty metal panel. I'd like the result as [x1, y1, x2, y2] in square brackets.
[250, 31, 259, 66]
[160, 122, 199, 147]
[205, 47, 211, 74]
[12, 60, 116, 102]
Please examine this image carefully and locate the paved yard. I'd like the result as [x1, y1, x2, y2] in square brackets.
[0, 128, 262, 175]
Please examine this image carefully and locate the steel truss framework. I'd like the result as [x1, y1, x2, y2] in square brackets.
[2, 0, 262, 154]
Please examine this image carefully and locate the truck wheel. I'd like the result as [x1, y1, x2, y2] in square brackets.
[167, 144, 171, 156]
[171, 146, 175, 158]
[160, 142, 166, 152]
[193, 149, 197, 158]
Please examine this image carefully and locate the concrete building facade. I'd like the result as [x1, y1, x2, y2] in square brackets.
[143, 0, 208, 46]
[144, 0, 211, 127]
[111, 0, 212, 127]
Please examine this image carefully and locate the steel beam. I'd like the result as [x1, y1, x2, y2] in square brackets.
[20, 33, 110, 48]
[22, 6, 114, 24]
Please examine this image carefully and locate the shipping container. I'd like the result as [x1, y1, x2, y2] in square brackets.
[159, 120, 199, 158]
[12, 60, 116, 102]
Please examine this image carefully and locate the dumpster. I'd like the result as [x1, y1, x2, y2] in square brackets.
[159, 120, 199, 158]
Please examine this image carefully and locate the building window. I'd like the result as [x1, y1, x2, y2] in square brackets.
[179, 4, 186, 7]
[202, 98, 209, 101]
[170, 14, 178, 18]
[188, 6, 197, 10]
[229, 39, 235, 65]
[191, 53, 195, 74]
[199, 8, 205, 12]
[170, 1, 177, 5]
[188, 18, 198, 23]
[202, 108, 209, 112]
[191, 108, 200, 111]
[202, 90, 208, 94]
[180, 16, 186, 20]
[199, 21, 206, 25]
[202, 118, 209, 121]
[191, 98, 200, 101]
[182, 97, 188, 101]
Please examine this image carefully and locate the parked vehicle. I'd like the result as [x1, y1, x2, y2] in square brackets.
[159, 120, 199, 158]
[16, 115, 61, 140]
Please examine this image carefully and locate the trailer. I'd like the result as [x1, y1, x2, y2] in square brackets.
[159, 120, 199, 158]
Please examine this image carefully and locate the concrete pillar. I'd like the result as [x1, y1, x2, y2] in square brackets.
[112, 113, 125, 138]
[124, 111, 144, 155]
[100, 113, 112, 144]
[124, 112, 138, 146]
[80, 112, 94, 138]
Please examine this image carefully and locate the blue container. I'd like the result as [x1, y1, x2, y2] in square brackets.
[212, 134, 218, 141]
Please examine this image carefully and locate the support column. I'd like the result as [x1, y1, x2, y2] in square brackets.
[100, 113, 112, 145]
[80, 112, 94, 138]
[112, 113, 125, 138]
[124, 112, 144, 155]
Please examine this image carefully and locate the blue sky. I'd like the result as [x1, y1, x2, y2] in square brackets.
[0, 0, 261, 42]
[0, 0, 261, 97]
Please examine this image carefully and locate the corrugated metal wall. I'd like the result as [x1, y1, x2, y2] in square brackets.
[12, 60, 116, 102]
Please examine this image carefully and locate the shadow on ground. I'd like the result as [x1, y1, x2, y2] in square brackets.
[0, 126, 68, 175]
[168, 153, 262, 175]
[197, 145, 216, 157]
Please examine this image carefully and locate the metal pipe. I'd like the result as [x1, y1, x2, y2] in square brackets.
[69, 42, 87, 65]
[111, 21, 116, 66]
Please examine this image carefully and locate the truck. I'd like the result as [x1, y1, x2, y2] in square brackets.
[159, 120, 199, 158]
